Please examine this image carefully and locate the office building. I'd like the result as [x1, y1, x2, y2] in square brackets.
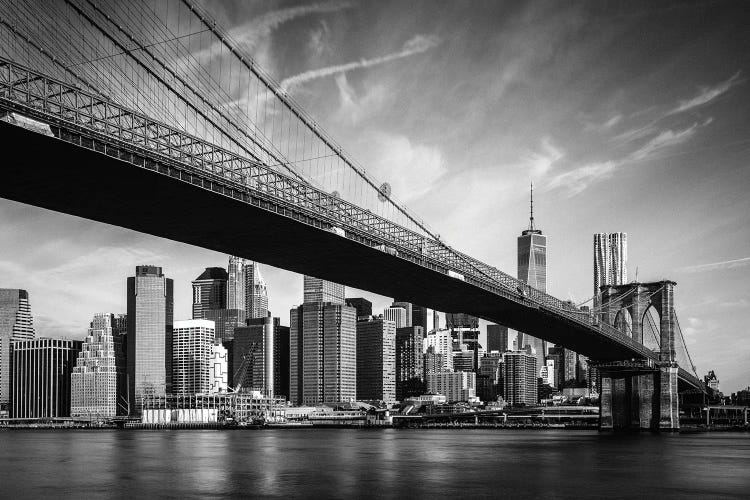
[172, 319, 215, 395]
[191, 267, 228, 320]
[0, 288, 34, 417]
[452, 349, 476, 373]
[423, 329, 453, 371]
[486, 324, 509, 352]
[445, 313, 479, 329]
[411, 304, 429, 331]
[356, 316, 396, 402]
[594, 232, 628, 298]
[345, 297, 372, 319]
[273, 319, 290, 400]
[384, 306, 407, 328]
[245, 262, 269, 319]
[110, 313, 128, 415]
[71, 313, 119, 418]
[302, 275, 343, 304]
[127, 265, 174, 412]
[11, 338, 82, 418]
[478, 352, 503, 402]
[516, 184, 548, 372]
[396, 326, 425, 400]
[426, 371, 476, 403]
[209, 342, 229, 393]
[391, 301, 413, 327]
[205, 308, 246, 342]
[233, 316, 275, 395]
[227, 256, 246, 312]
[290, 302, 356, 405]
[423, 350, 449, 378]
[503, 350, 538, 406]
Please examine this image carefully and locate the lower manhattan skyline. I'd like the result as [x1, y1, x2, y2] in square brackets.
[2, 0, 748, 388]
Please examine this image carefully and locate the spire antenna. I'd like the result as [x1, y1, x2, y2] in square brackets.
[529, 181, 535, 230]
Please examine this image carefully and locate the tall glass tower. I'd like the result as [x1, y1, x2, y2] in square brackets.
[517, 184, 548, 372]
[245, 262, 269, 319]
[127, 265, 173, 414]
[0, 289, 34, 417]
[594, 232, 628, 298]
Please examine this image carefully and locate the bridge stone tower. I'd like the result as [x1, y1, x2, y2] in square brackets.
[596, 280, 679, 431]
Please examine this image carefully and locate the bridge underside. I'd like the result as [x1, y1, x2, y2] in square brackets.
[0, 122, 666, 362]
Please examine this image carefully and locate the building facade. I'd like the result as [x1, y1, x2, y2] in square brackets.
[273, 319, 290, 400]
[245, 262, 269, 320]
[71, 313, 119, 417]
[191, 267, 228, 320]
[302, 275, 344, 304]
[356, 317, 396, 402]
[11, 338, 82, 418]
[426, 371, 476, 403]
[233, 316, 275, 395]
[503, 350, 538, 406]
[486, 324, 509, 352]
[384, 306, 407, 328]
[396, 326, 425, 401]
[209, 342, 229, 393]
[594, 232, 628, 298]
[345, 297, 372, 319]
[127, 265, 174, 413]
[172, 319, 215, 395]
[0, 288, 34, 417]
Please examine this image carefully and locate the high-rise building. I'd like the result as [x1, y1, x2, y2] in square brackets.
[127, 265, 174, 413]
[396, 326, 425, 401]
[503, 350, 538, 406]
[172, 319, 215, 395]
[71, 313, 119, 418]
[478, 352, 503, 402]
[384, 306, 407, 328]
[486, 324, 509, 352]
[233, 316, 275, 395]
[191, 267, 228, 320]
[227, 256, 246, 312]
[594, 232, 628, 298]
[345, 297, 372, 319]
[426, 371, 476, 403]
[245, 262, 269, 319]
[11, 338, 82, 418]
[205, 308, 246, 343]
[209, 342, 229, 393]
[302, 275, 344, 304]
[423, 329, 453, 371]
[0, 288, 34, 417]
[423, 351, 449, 379]
[273, 319, 290, 400]
[391, 301, 413, 327]
[445, 313, 479, 329]
[356, 316, 396, 402]
[452, 349, 476, 373]
[516, 184, 547, 372]
[290, 302, 356, 405]
[110, 313, 128, 415]
[411, 304, 429, 331]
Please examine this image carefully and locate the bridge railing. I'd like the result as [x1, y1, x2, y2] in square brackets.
[0, 55, 677, 369]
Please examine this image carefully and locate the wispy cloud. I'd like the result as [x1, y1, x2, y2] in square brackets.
[546, 161, 617, 197]
[524, 138, 563, 177]
[628, 121, 702, 161]
[667, 71, 742, 115]
[237, 1, 352, 50]
[680, 256, 750, 274]
[280, 34, 441, 92]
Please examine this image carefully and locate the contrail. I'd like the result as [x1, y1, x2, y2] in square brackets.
[280, 34, 441, 92]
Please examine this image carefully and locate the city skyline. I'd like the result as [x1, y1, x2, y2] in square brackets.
[0, 0, 748, 392]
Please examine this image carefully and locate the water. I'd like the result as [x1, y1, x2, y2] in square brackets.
[1, 429, 749, 499]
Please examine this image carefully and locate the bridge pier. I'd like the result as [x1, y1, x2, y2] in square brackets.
[597, 363, 679, 431]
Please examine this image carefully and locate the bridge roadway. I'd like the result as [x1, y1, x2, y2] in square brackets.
[0, 58, 700, 389]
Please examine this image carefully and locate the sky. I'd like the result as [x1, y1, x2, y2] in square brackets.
[1, 0, 749, 392]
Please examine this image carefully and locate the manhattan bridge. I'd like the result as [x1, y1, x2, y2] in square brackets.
[0, 0, 704, 430]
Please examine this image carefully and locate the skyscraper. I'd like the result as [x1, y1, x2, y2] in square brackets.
[209, 342, 229, 393]
[172, 319, 215, 395]
[71, 313, 119, 417]
[503, 350, 538, 406]
[594, 232, 628, 298]
[0, 288, 34, 417]
[356, 316, 396, 402]
[11, 338, 82, 418]
[391, 301, 413, 326]
[396, 326, 425, 400]
[302, 275, 344, 304]
[246, 262, 269, 319]
[445, 313, 479, 329]
[233, 316, 275, 395]
[273, 318, 290, 400]
[486, 324, 509, 352]
[191, 267, 228, 320]
[517, 184, 548, 372]
[227, 256, 246, 312]
[384, 306, 407, 328]
[345, 297, 372, 319]
[127, 265, 174, 413]
[290, 302, 357, 405]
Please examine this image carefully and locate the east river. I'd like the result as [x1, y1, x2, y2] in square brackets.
[1, 429, 749, 498]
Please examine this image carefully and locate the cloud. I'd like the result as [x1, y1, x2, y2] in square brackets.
[524, 138, 563, 177]
[280, 34, 441, 92]
[680, 256, 750, 274]
[308, 20, 332, 57]
[584, 114, 622, 133]
[628, 122, 700, 161]
[237, 1, 352, 50]
[546, 161, 617, 197]
[668, 71, 742, 115]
